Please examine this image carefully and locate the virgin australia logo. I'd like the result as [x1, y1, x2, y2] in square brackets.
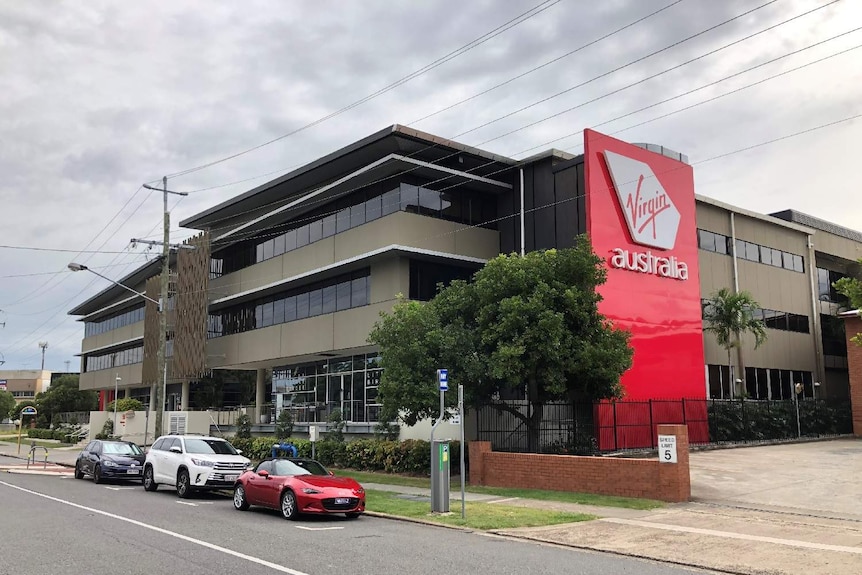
[603, 150, 680, 250]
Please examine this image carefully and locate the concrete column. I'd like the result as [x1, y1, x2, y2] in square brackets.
[181, 380, 190, 412]
[255, 369, 266, 423]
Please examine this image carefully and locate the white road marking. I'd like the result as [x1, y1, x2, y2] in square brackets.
[294, 526, 344, 531]
[104, 487, 135, 491]
[487, 497, 519, 504]
[176, 501, 197, 506]
[0, 481, 311, 575]
[601, 518, 862, 555]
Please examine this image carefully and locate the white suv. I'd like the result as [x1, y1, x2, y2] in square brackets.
[143, 434, 251, 498]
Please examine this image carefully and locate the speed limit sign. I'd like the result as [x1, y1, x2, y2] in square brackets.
[658, 434, 678, 464]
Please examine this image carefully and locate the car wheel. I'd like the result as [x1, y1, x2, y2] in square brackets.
[345, 512, 361, 519]
[280, 490, 297, 520]
[93, 465, 103, 484]
[143, 465, 158, 492]
[233, 485, 250, 511]
[74, 462, 84, 480]
[176, 469, 194, 499]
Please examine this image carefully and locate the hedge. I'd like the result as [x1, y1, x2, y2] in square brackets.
[27, 428, 73, 442]
[226, 436, 464, 476]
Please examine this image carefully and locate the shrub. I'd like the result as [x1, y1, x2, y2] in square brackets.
[95, 419, 116, 440]
[235, 414, 252, 439]
[106, 398, 144, 412]
[325, 409, 345, 443]
[275, 410, 294, 441]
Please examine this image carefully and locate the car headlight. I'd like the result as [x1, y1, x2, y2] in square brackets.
[102, 460, 117, 467]
[244, 460, 252, 469]
[301, 488, 322, 494]
[190, 458, 215, 467]
[353, 487, 365, 495]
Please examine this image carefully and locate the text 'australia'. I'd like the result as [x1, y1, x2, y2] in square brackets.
[610, 248, 689, 281]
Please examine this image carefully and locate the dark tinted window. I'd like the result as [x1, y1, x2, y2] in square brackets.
[184, 439, 238, 455]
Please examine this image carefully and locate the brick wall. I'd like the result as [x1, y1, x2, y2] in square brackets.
[846, 315, 862, 437]
[469, 424, 690, 503]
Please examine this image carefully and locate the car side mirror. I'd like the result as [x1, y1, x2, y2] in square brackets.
[258, 470, 270, 479]
[236, 449, 243, 455]
[169, 446, 182, 454]
[329, 471, 334, 476]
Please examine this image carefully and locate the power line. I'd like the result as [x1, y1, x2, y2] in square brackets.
[0, 245, 143, 255]
[163, 0, 563, 180]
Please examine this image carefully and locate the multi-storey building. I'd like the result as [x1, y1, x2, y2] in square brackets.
[68, 125, 861, 434]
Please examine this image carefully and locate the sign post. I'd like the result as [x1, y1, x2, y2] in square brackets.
[309, 424, 319, 460]
[17, 406, 37, 455]
[658, 434, 677, 464]
[430, 369, 449, 513]
[458, 383, 465, 519]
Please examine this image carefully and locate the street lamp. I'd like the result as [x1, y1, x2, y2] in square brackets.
[69, 262, 165, 439]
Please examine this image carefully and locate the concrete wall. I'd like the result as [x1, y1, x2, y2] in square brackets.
[469, 424, 691, 503]
[80, 321, 144, 354]
[79, 362, 143, 393]
[89, 410, 212, 445]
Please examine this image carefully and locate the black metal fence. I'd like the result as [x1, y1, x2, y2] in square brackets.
[476, 398, 853, 455]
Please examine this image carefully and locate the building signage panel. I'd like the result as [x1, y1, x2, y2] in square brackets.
[583, 129, 705, 401]
[0, 380, 6, 391]
[658, 434, 678, 463]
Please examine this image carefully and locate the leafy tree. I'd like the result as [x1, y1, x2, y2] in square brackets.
[326, 408, 345, 443]
[10, 400, 37, 421]
[369, 236, 633, 451]
[235, 413, 252, 439]
[0, 390, 15, 420]
[34, 374, 97, 424]
[275, 409, 294, 441]
[106, 398, 144, 412]
[703, 288, 768, 396]
[834, 259, 862, 346]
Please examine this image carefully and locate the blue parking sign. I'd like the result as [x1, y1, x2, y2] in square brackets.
[437, 369, 448, 391]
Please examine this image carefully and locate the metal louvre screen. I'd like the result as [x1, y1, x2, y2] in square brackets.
[174, 231, 210, 379]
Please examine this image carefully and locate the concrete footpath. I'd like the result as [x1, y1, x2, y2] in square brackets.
[3, 438, 861, 575]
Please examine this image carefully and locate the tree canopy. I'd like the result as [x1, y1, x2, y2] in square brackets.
[0, 390, 15, 420]
[369, 236, 633, 450]
[35, 374, 98, 424]
[834, 260, 862, 345]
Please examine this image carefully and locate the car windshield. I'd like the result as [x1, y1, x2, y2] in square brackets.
[184, 439, 237, 455]
[274, 459, 329, 476]
[102, 442, 143, 455]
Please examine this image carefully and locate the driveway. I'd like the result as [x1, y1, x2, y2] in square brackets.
[689, 438, 862, 520]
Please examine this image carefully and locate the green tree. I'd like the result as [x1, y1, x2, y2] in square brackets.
[235, 413, 252, 439]
[106, 398, 144, 412]
[35, 375, 98, 424]
[10, 400, 37, 421]
[275, 409, 294, 441]
[0, 390, 15, 420]
[369, 236, 633, 451]
[703, 288, 768, 397]
[834, 259, 862, 345]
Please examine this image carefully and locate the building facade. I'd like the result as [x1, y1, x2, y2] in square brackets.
[0, 370, 52, 404]
[68, 125, 862, 431]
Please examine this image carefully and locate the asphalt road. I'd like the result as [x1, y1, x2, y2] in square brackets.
[0, 455, 706, 575]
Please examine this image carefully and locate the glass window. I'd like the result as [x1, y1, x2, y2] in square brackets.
[322, 285, 336, 314]
[760, 246, 773, 265]
[793, 254, 804, 273]
[745, 242, 759, 262]
[309, 288, 323, 317]
[351, 276, 368, 307]
[184, 438, 237, 455]
[263, 239, 274, 261]
[350, 203, 366, 228]
[336, 281, 351, 311]
[321, 213, 336, 238]
[284, 296, 297, 322]
[296, 225, 310, 248]
[440, 192, 460, 221]
[273, 233, 285, 257]
[381, 188, 399, 216]
[782, 252, 794, 271]
[256, 243, 264, 263]
[261, 301, 274, 327]
[273, 298, 285, 325]
[698, 230, 715, 252]
[335, 208, 351, 234]
[400, 184, 419, 213]
[771, 248, 783, 267]
[714, 234, 728, 255]
[365, 195, 382, 222]
[255, 304, 263, 328]
[284, 229, 297, 252]
[308, 219, 323, 244]
[418, 187, 442, 216]
[296, 292, 310, 319]
[256, 460, 273, 474]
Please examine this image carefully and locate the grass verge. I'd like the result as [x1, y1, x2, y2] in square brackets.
[0, 437, 72, 449]
[339, 469, 663, 510]
[365, 489, 594, 530]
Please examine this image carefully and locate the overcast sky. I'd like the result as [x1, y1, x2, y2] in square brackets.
[1, 0, 860, 372]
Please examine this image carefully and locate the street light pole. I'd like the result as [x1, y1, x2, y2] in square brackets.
[114, 374, 121, 437]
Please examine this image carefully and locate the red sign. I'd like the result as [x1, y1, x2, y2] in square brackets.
[584, 129, 705, 402]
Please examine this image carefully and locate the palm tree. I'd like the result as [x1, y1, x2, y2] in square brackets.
[702, 288, 768, 398]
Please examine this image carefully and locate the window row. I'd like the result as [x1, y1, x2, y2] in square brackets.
[697, 229, 804, 273]
[12, 391, 35, 398]
[409, 259, 479, 301]
[207, 270, 370, 338]
[85, 345, 144, 372]
[84, 305, 145, 337]
[817, 268, 849, 304]
[701, 300, 809, 333]
[707, 364, 814, 400]
[210, 182, 498, 277]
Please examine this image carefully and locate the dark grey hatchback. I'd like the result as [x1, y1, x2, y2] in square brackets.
[75, 440, 146, 483]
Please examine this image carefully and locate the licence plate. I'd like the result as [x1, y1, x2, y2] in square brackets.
[224, 474, 239, 482]
[126, 469, 140, 475]
[335, 498, 350, 504]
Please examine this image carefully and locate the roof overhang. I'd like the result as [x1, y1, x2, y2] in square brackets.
[181, 124, 515, 231]
[213, 153, 512, 245]
[208, 245, 486, 311]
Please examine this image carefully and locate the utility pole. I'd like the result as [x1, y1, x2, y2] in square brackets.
[140, 177, 189, 439]
[39, 341, 48, 371]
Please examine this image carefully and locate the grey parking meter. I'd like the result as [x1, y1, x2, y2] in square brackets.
[431, 439, 450, 513]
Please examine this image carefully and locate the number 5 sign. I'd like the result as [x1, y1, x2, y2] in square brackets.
[658, 434, 677, 464]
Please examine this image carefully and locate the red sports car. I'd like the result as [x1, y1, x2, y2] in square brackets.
[233, 458, 365, 520]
